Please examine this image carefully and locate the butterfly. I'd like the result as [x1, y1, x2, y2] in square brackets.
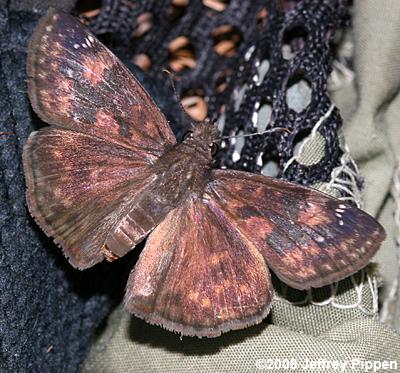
[23, 9, 386, 338]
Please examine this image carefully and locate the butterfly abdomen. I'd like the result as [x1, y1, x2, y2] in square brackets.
[104, 190, 174, 258]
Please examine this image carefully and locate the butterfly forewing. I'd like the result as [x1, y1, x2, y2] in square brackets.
[205, 170, 386, 290]
[27, 9, 175, 155]
[24, 10, 175, 268]
[125, 197, 273, 337]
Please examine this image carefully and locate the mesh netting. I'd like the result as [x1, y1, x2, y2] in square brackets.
[80, 0, 349, 186]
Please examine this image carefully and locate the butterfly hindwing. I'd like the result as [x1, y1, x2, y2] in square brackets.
[125, 197, 273, 337]
[24, 10, 177, 268]
[205, 170, 386, 290]
[23, 128, 163, 268]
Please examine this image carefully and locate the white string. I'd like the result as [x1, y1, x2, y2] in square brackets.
[220, 127, 289, 140]
[282, 103, 335, 173]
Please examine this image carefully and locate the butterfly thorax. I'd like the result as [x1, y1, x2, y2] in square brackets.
[151, 122, 219, 205]
[153, 145, 211, 206]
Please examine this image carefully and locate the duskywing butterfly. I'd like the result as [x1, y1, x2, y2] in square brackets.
[23, 9, 386, 338]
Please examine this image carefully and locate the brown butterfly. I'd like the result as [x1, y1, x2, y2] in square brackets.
[23, 9, 386, 338]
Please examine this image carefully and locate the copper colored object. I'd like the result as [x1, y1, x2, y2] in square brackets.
[24, 9, 385, 338]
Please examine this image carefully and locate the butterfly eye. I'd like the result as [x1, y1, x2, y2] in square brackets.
[183, 131, 194, 141]
[209, 142, 219, 156]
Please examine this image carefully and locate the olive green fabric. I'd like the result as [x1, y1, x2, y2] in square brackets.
[82, 306, 399, 373]
[332, 0, 400, 329]
[82, 1, 400, 371]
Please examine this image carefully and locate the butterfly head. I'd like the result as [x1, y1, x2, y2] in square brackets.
[183, 122, 221, 158]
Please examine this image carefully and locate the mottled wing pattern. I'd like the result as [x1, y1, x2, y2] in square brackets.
[125, 197, 273, 337]
[23, 128, 158, 268]
[205, 170, 386, 290]
[27, 9, 175, 156]
[24, 9, 176, 268]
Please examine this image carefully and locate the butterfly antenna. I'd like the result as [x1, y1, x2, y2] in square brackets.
[220, 127, 290, 140]
[162, 69, 190, 118]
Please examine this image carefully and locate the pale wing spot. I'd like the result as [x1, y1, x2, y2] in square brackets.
[73, 44, 79, 49]
[298, 268, 316, 277]
[202, 194, 211, 203]
[141, 282, 153, 296]
[298, 203, 329, 226]
[45, 25, 52, 32]
[339, 220, 344, 226]
[338, 204, 347, 209]
[88, 35, 95, 43]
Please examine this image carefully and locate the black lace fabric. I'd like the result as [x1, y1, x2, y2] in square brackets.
[0, 0, 350, 371]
